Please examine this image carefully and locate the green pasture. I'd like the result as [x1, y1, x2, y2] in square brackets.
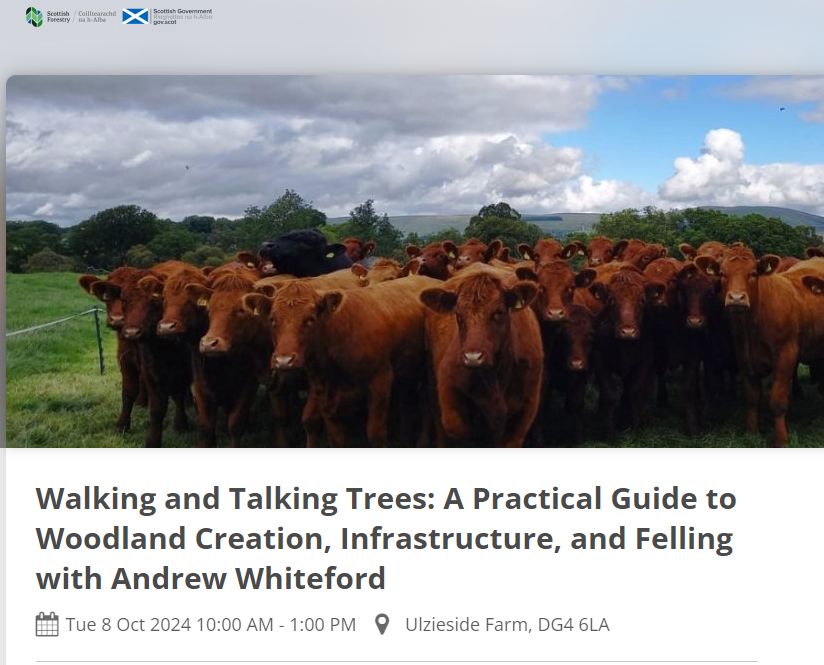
[5, 273, 824, 448]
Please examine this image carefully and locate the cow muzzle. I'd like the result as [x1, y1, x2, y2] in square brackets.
[546, 308, 566, 321]
[122, 327, 142, 341]
[200, 335, 229, 355]
[618, 326, 639, 339]
[108, 314, 125, 328]
[686, 315, 705, 329]
[157, 320, 183, 336]
[725, 291, 749, 308]
[272, 354, 298, 370]
[568, 358, 586, 371]
[462, 350, 486, 368]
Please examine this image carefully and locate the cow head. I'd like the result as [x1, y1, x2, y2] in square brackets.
[259, 229, 350, 277]
[697, 246, 779, 310]
[352, 258, 402, 285]
[806, 246, 824, 259]
[420, 274, 537, 369]
[589, 267, 662, 340]
[244, 280, 342, 372]
[405, 242, 453, 280]
[517, 260, 578, 322]
[643, 258, 680, 309]
[154, 269, 209, 338]
[192, 271, 262, 356]
[585, 236, 615, 267]
[342, 237, 377, 263]
[118, 275, 165, 342]
[517, 238, 579, 267]
[676, 263, 720, 329]
[629, 244, 667, 270]
[562, 305, 596, 372]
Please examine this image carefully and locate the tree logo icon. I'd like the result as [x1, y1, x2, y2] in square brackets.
[26, 6, 43, 26]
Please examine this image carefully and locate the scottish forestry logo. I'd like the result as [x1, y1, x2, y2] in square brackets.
[26, 6, 43, 26]
[122, 8, 149, 24]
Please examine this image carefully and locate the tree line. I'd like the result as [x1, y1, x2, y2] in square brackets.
[6, 192, 823, 273]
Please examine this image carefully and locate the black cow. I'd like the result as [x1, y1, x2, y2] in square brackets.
[259, 229, 352, 277]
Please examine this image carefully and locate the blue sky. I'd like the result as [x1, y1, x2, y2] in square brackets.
[6, 75, 824, 224]
[551, 76, 824, 192]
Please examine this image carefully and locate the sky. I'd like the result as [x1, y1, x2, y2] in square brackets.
[6, 75, 824, 226]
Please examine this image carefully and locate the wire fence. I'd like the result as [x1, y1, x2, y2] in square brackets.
[6, 307, 106, 375]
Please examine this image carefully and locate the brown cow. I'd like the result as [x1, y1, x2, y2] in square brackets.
[405, 242, 454, 280]
[695, 250, 824, 445]
[350, 258, 403, 285]
[675, 262, 737, 434]
[517, 238, 579, 266]
[445, 238, 502, 269]
[613, 239, 647, 262]
[679, 241, 727, 262]
[117, 266, 193, 447]
[588, 267, 664, 439]
[79, 267, 149, 432]
[420, 270, 543, 447]
[245, 276, 440, 447]
[584, 236, 615, 267]
[342, 237, 377, 263]
[776, 256, 801, 273]
[183, 269, 273, 447]
[805, 246, 824, 259]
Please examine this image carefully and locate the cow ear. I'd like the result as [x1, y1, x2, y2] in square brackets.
[575, 269, 597, 289]
[185, 283, 213, 307]
[499, 247, 511, 262]
[661, 247, 668, 257]
[91, 281, 120, 303]
[235, 251, 259, 269]
[679, 243, 697, 260]
[406, 245, 422, 258]
[255, 283, 280, 298]
[613, 239, 629, 259]
[678, 263, 699, 280]
[443, 241, 459, 262]
[695, 256, 721, 276]
[802, 275, 824, 295]
[506, 281, 538, 310]
[138, 275, 164, 298]
[589, 282, 608, 301]
[362, 240, 377, 258]
[324, 243, 347, 259]
[757, 254, 781, 275]
[351, 264, 369, 281]
[806, 247, 824, 258]
[201, 266, 216, 276]
[420, 288, 458, 313]
[561, 242, 581, 260]
[401, 258, 422, 277]
[78, 274, 101, 295]
[317, 291, 344, 316]
[484, 239, 503, 262]
[645, 283, 665, 303]
[515, 266, 539, 282]
[517, 243, 533, 261]
[241, 293, 271, 318]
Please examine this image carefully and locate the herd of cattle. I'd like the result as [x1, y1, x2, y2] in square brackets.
[78, 228, 824, 448]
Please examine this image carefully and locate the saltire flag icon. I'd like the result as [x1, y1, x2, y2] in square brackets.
[122, 8, 149, 24]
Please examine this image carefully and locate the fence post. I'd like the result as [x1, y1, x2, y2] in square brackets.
[93, 307, 105, 376]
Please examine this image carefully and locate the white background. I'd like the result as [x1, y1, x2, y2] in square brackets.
[4, 1, 824, 663]
[7, 449, 824, 664]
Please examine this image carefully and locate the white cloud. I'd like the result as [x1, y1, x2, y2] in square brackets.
[725, 75, 824, 122]
[659, 128, 824, 213]
[122, 150, 154, 168]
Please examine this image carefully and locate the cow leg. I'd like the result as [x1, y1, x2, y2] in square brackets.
[365, 370, 394, 447]
[268, 389, 291, 448]
[439, 386, 471, 443]
[791, 363, 804, 400]
[564, 376, 587, 445]
[172, 393, 189, 432]
[301, 387, 324, 448]
[116, 351, 141, 433]
[146, 391, 168, 449]
[770, 350, 797, 447]
[195, 392, 217, 448]
[682, 350, 700, 435]
[227, 392, 254, 449]
[741, 374, 761, 435]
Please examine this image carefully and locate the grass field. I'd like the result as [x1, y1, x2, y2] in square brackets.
[6, 272, 824, 448]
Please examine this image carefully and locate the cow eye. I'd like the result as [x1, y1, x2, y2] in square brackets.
[749, 271, 757, 279]
[305, 316, 316, 327]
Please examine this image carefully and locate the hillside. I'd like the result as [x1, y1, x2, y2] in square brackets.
[344, 206, 824, 238]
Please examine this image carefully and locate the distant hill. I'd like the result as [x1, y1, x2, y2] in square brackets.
[336, 206, 824, 239]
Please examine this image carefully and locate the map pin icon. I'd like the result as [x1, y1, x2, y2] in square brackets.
[375, 613, 389, 635]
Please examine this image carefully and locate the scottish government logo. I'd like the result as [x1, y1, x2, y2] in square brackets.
[122, 8, 149, 24]
[26, 6, 43, 26]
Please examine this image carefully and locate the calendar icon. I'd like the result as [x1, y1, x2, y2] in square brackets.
[35, 612, 59, 637]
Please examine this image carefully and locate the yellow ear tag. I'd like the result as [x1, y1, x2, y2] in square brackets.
[765, 264, 773, 273]
[513, 297, 525, 310]
[197, 297, 209, 308]
[524, 252, 532, 261]
[448, 252, 456, 259]
[102, 293, 111, 301]
[246, 262, 255, 268]
[359, 275, 367, 282]
[325, 251, 335, 259]
[253, 307, 260, 316]
[706, 266, 715, 275]
[578, 250, 585, 256]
